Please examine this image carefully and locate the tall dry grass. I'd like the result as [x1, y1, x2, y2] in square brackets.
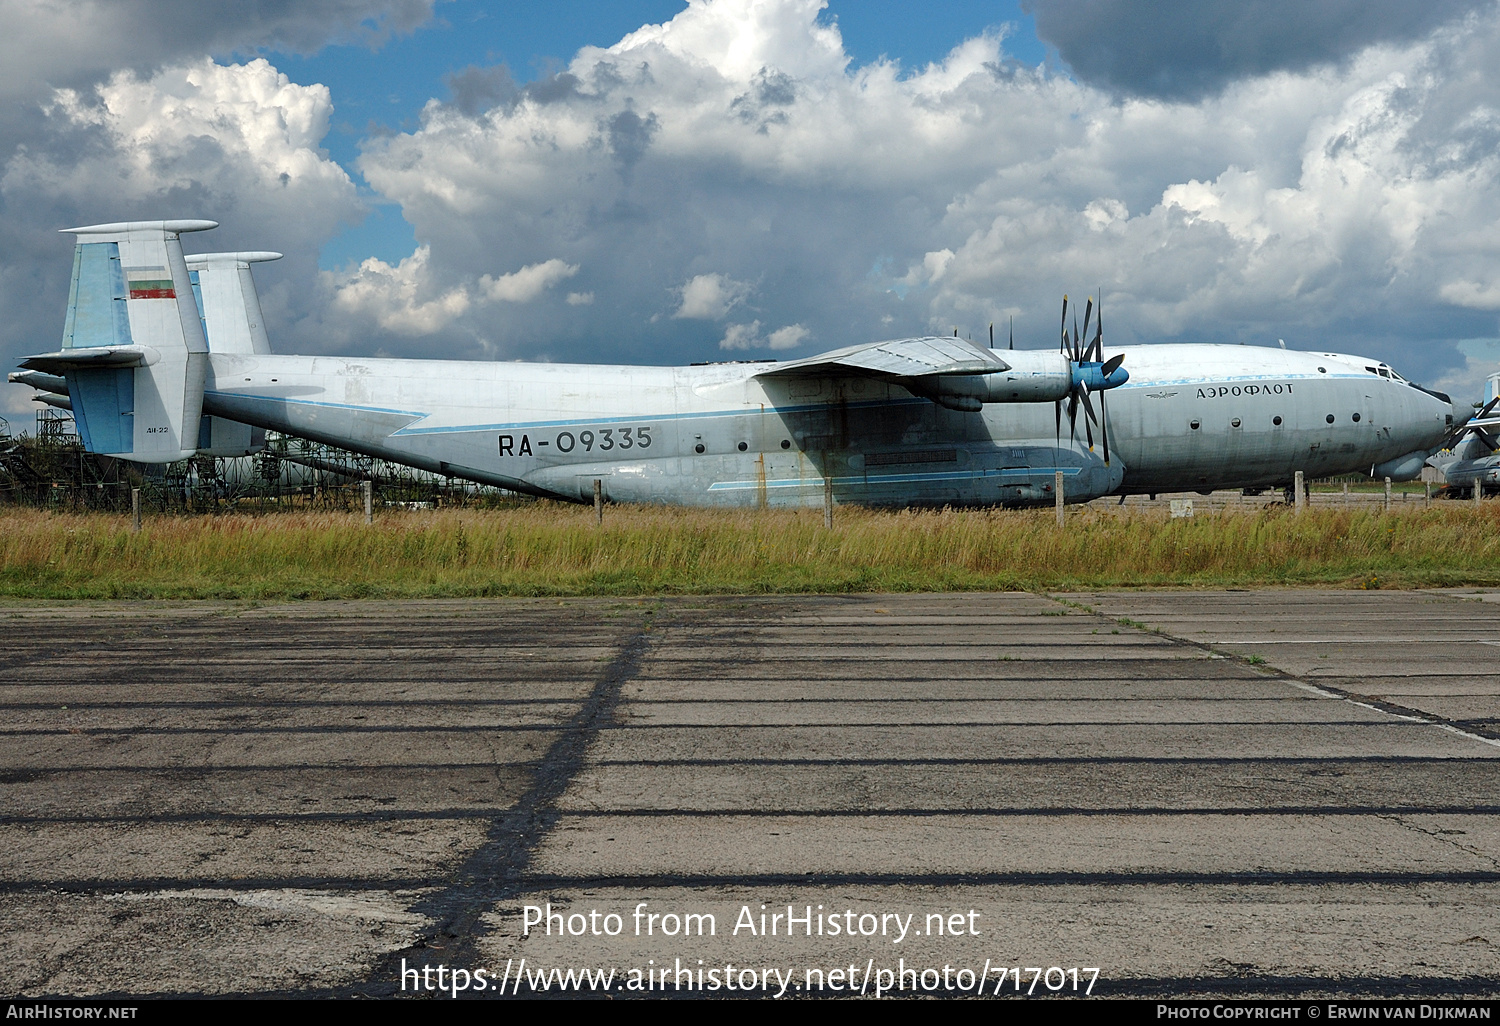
[0, 503, 1496, 599]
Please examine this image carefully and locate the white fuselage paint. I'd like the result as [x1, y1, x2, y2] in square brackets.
[200, 343, 1453, 508]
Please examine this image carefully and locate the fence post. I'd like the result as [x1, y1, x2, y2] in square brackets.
[1294, 470, 1306, 514]
[1055, 470, 1065, 527]
[1477, 478, 1485, 507]
[362, 480, 373, 524]
[594, 479, 604, 526]
[823, 475, 833, 529]
[1343, 481, 1349, 505]
[1425, 481, 1431, 506]
[131, 488, 141, 534]
[1384, 476, 1392, 512]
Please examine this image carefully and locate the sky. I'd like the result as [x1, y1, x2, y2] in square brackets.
[1, 0, 1499, 425]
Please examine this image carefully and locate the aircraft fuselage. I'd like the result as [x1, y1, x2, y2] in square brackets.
[200, 343, 1453, 507]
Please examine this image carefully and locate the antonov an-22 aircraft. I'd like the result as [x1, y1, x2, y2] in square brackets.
[9, 220, 1458, 506]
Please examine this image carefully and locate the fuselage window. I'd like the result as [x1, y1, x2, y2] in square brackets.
[1273, 416, 1283, 426]
[1326, 414, 1335, 424]
[1189, 419, 1201, 430]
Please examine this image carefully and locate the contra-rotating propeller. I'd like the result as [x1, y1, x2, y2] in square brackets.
[1056, 293, 1126, 464]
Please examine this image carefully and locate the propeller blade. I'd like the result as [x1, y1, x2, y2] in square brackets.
[1079, 386, 1098, 426]
[1084, 415, 1094, 451]
[989, 323, 993, 348]
[1102, 352, 1125, 377]
[1060, 296, 1069, 355]
[1091, 289, 1104, 362]
[1100, 390, 1111, 464]
[1055, 398, 1063, 447]
[1009, 316, 1014, 351]
[1081, 298, 1093, 353]
[1445, 398, 1500, 450]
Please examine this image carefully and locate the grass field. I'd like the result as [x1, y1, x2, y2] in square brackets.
[0, 503, 1497, 599]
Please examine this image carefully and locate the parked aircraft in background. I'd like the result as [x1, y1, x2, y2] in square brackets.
[9, 220, 1459, 508]
[1427, 399, 1500, 498]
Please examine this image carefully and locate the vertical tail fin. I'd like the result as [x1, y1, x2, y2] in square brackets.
[184, 250, 282, 456]
[185, 251, 281, 355]
[23, 219, 216, 461]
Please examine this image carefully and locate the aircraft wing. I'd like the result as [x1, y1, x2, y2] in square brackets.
[754, 336, 1010, 381]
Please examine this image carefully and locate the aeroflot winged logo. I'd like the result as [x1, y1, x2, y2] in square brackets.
[125, 266, 175, 300]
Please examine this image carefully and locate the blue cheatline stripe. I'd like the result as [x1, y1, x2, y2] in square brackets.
[387, 397, 932, 434]
[205, 390, 428, 419]
[1116, 372, 1360, 389]
[204, 390, 931, 432]
[706, 466, 1082, 492]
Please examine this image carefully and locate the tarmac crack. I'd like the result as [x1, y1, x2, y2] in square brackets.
[1376, 813, 1500, 871]
[357, 610, 657, 997]
[1045, 592, 1500, 747]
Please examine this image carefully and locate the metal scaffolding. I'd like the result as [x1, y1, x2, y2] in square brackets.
[0, 410, 523, 513]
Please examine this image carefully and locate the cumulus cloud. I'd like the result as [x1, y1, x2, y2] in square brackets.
[329, 245, 469, 335]
[767, 323, 810, 350]
[328, 251, 579, 335]
[674, 273, 754, 319]
[718, 320, 809, 351]
[3, 59, 357, 220]
[718, 321, 763, 350]
[0, 55, 364, 394]
[480, 259, 579, 303]
[1441, 281, 1500, 311]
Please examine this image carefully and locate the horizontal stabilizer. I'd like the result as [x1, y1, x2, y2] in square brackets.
[20, 346, 154, 373]
[10, 370, 70, 393]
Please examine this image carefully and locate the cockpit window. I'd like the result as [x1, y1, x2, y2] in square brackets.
[1365, 366, 1379, 374]
[1378, 368, 1390, 378]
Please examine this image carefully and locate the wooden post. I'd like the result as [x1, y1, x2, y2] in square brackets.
[131, 488, 141, 534]
[363, 480, 373, 524]
[1384, 476, 1392, 512]
[823, 475, 833, 529]
[1425, 481, 1431, 506]
[1294, 470, 1306, 514]
[1343, 481, 1349, 505]
[594, 479, 604, 525]
[1055, 470, 1065, 527]
[1476, 478, 1485, 507]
